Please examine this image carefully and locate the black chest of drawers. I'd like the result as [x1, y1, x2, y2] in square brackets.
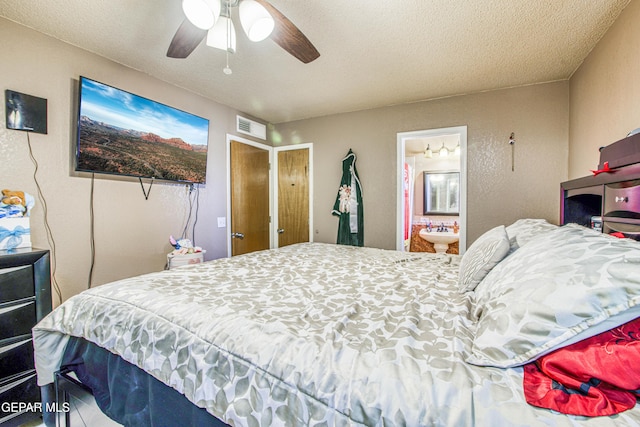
[0, 248, 52, 426]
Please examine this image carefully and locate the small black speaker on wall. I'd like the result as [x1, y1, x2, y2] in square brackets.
[5, 89, 48, 134]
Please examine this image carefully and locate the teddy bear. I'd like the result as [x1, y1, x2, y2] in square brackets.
[1, 189, 26, 207]
[0, 190, 35, 217]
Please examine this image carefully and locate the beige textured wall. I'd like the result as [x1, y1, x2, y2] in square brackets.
[1, 12, 579, 304]
[273, 82, 569, 249]
[569, 1, 640, 179]
[0, 18, 258, 304]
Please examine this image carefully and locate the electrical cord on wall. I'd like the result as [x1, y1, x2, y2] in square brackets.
[26, 132, 63, 304]
[192, 184, 200, 246]
[181, 184, 195, 241]
[87, 173, 95, 288]
[181, 183, 202, 246]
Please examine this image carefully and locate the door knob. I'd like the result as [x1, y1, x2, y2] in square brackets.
[231, 232, 245, 239]
[277, 228, 285, 234]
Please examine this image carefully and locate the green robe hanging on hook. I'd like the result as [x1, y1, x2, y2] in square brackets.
[332, 149, 364, 246]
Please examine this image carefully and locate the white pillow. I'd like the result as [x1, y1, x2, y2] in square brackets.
[458, 225, 510, 293]
[506, 218, 558, 252]
[467, 224, 640, 368]
[504, 218, 558, 252]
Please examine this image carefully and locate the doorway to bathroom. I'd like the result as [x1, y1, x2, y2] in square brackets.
[396, 126, 467, 254]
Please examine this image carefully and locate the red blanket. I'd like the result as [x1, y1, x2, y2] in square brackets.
[523, 316, 640, 416]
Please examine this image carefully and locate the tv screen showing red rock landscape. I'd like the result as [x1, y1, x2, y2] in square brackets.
[76, 76, 209, 184]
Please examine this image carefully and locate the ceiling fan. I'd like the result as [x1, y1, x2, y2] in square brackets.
[167, 0, 320, 64]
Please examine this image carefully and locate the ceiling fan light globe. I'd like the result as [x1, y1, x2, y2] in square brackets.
[239, 0, 275, 42]
[182, 0, 221, 30]
[247, 18, 275, 42]
[206, 16, 236, 53]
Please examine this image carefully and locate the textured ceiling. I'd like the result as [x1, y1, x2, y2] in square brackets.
[0, 0, 630, 124]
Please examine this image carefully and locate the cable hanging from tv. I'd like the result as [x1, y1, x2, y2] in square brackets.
[139, 177, 154, 200]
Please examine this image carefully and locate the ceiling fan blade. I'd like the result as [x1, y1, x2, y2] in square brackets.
[254, 0, 320, 64]
[167, 19, 207, 59]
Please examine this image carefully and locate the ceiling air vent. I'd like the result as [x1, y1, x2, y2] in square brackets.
[236, 115, 266, 140]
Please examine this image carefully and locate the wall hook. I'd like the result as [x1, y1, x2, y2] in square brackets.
[509, 132, 515, 171]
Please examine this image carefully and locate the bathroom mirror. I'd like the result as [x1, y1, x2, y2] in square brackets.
[423, 171, 460, 215]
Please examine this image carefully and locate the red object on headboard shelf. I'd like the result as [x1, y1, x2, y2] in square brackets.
[610, 232, 626, 239]
[590, 161, 613, 176]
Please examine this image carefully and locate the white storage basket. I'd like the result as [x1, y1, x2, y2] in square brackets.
[167, 251, 205, 269]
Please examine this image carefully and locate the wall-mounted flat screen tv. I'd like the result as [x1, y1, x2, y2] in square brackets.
[76, 76, 209, 184]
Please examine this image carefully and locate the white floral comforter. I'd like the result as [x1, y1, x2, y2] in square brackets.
[32, 243, 640, 426]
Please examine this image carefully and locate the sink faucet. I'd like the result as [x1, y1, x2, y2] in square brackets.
[438, 223, 448, 232]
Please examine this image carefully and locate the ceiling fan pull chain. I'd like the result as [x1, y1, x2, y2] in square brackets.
[223, 3, 233, 75]
[224, 50, 232, 75]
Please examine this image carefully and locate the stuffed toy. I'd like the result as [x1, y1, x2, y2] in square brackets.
[0, 190, 35, 217]
[1, 189, 26, 206]
[169, 235, 202, 255]
[338, 185, 351, 213]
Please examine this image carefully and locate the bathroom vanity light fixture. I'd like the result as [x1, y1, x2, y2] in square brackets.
[424, 144, 433, 158]
[424, 139, 460, 158]
[439, 142, 449, 157]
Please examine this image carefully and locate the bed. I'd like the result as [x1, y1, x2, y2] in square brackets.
[32, 220, 640, 426]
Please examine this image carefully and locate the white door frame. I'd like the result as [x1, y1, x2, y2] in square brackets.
[396, 126, 468, 253]
[225, 134, 273, 257]
[273, 143, 314, 246]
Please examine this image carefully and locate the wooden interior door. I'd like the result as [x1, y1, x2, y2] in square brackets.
[230, 140, 270, 256]
[277, 148, 309, 247]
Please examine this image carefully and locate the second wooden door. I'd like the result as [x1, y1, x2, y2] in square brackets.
[277, 148, 309, 247]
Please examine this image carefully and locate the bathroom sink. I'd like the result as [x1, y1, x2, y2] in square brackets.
[419, 229, 459, 253]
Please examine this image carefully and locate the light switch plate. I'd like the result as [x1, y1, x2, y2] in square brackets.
[217, 217, 226, 228]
